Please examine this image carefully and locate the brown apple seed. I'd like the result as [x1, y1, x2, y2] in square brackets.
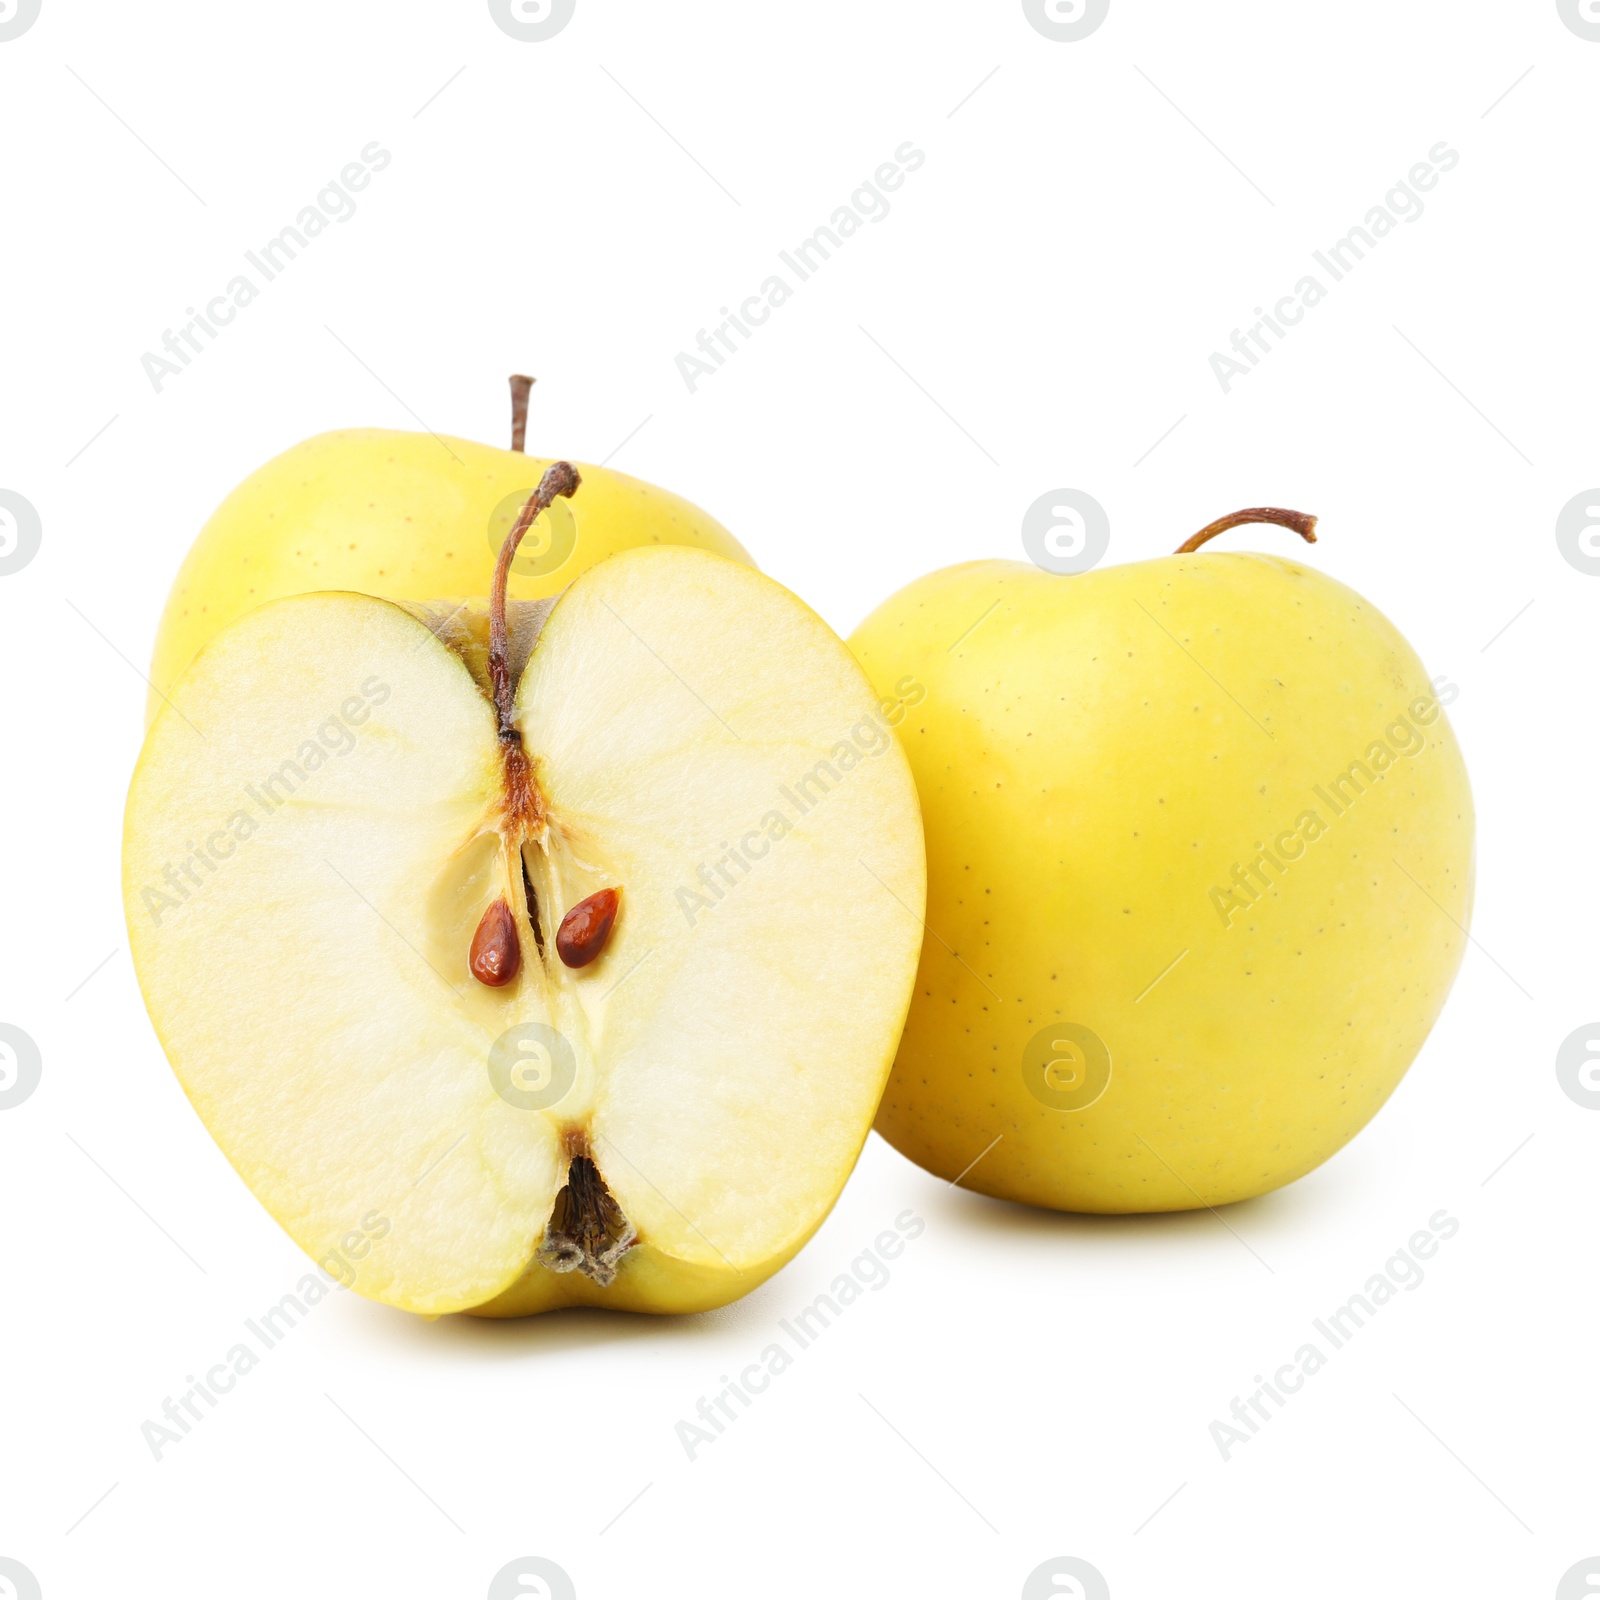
[556, 888, 620, 969]
[470, 896, 522, 988]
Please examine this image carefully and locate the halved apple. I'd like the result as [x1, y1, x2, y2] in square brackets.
[123, 482, 925, 1316]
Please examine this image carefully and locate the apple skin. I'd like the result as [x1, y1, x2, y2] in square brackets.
[849, 550, 1473, 1212]
[146, 428, 751, 724]
[470, 1239, 793, 1318]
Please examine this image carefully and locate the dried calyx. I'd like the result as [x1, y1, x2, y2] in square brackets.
[536, 1150, 639, 1287]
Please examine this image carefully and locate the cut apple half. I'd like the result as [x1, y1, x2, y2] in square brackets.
[124, 482, 924, 1317]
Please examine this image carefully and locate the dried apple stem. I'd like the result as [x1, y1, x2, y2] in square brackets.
[1176, 508, 1318, 554]
[488, 460, 582, 742]
[509, 374, 534, 452]
[485, 461, 581, 837]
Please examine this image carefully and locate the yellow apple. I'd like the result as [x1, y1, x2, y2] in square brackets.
[124, 467, 924, 1316]
[146, 398, 750, 724]
[849, 511, 1473, 1212]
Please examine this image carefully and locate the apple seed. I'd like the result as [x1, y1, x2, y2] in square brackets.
[556, 887, 620, 969]
[469, 896, 522, 988]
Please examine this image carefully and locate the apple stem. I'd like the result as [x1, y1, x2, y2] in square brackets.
[488, 460, 582, 744]
[509, 374, 534, 452]
[1176, 508, 1318, 554]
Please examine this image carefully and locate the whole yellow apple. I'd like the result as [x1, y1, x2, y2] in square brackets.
[146, 381, 750, 723]
[850, 511, 1473, 1212]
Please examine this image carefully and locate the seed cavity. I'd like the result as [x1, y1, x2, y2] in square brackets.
[556, 887, 621, 969]
[520, 853, 546, 956]
[470, 896, 522, 988]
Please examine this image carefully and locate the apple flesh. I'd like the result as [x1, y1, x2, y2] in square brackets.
[146, 424, 751, 725]
[850, 524, 1473, 1212]
[124, 542, 925, 1315]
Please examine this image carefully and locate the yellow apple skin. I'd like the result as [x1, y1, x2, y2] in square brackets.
[146, 428, 751, 724]
[850, 550, 1473, 1212]
[469, 1236, 808, 1317]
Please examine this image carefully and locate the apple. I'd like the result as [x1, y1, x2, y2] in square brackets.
[124, 466, 925, 1315]
[145, 376, 751, 724]
[849, 509, 1473, 1212]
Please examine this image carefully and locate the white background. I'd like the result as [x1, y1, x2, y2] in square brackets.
[2, 2, 1596, 1596]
